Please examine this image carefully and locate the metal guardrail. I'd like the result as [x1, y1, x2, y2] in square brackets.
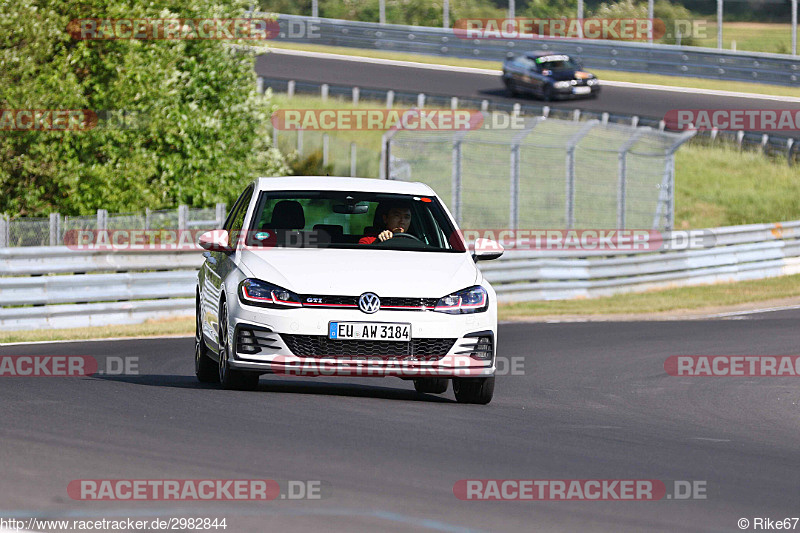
[0, 204, 227, 247]
[270, 14, 800, 88]
[2, 220, 800, 329]
[262, 78, 799, 165]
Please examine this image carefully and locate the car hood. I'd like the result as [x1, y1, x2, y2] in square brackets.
[549, 69, 593, 81]
[238, 248, 479, 297]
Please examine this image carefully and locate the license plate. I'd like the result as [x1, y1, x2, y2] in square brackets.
[572, 86, 591, 95]
[329, 322, 411, 341]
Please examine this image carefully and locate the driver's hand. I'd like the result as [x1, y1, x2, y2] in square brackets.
[377, 230, 393, 242]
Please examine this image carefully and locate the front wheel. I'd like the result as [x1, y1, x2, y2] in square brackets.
[195, 300, 219, 383]
[542, 84, 554, 102]
[453, 376, 494, 404]
[218, 301, 260, 391]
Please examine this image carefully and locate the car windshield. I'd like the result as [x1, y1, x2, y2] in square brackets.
[534, 55, 580, 71]
[246, 190, 466, 252]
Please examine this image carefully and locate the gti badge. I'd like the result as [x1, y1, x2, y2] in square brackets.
[358, 292, 380, 314]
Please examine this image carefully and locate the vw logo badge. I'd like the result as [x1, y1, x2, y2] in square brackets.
[358, 292, 380, 314]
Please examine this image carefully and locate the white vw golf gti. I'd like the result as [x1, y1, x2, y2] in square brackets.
[195, 177, 503, 404]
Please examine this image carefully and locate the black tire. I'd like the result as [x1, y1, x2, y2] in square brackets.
[413, 378, 449, 394]
[195, 297, 219, 383]
[542, 84, 554, 102]
[505, 78, 520, 96]
[218, 301, 260, 391]
[453, 376, 495, 404]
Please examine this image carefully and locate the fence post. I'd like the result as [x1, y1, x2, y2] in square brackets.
[350, 142, 357, 177]
[297, 129, 303, 154]
[352, 87, 360, 106]
[287, 80, 295, 98]
[481, 100, 489, 112]
[617, 129, 646, 229]
[49, 213, 61, 246]
[256, 76, 264, 94]
[272, 126, 278, 149]
[452, 137, 463, 225]
[0, 214, 8, 247]
[322, 133, 329, 167]
[145, 208, 151, 231]
[564, 121, 598, 229]
[97, 209, 108, 231]
[508, 118, 540, 231]
[380, 133, 388, 179]
[386, 90, 394, 109]
[417, 93, 425, 108]
[451, 96, 458, 110]
[216, 203, 227, 228]
[178, 205, 188, 230]
[321, 83, 329, 102]
[509, 145, 520, 231]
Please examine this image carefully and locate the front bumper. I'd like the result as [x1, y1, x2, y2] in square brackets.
[226, 301, 497, 378]
[553, 84, 600, 99]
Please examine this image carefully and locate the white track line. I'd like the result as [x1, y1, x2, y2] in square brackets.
[269, 48, 800, 103]
[698, 303, 800, 319]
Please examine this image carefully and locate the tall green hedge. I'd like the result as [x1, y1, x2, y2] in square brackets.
[0, 0, 287, 216]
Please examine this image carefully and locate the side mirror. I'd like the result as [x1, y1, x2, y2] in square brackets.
[198, 229, 233, 253]
[472, 238, 504, 261]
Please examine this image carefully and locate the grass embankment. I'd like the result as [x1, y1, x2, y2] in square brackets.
[500, 274, 800, 319]
[0, 318, 194, 344]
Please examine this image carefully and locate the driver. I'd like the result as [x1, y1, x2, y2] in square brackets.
[359, 204, 412, 244]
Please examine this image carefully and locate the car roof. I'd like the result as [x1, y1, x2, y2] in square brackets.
[255, 176, 436, 196]
[524, 51, 570, 59]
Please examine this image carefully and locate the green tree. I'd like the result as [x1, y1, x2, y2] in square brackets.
[0, 0, 286, 216]
[592, 0, 697, 45]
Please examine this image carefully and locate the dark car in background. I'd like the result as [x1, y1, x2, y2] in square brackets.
[502, 52, 600, 101]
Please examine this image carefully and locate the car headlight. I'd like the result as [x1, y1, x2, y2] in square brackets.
[239, 278, 302, 309]
[553, 81, 571, 89]
[434, 286, 488, 314]
[587, 78, 600, 86]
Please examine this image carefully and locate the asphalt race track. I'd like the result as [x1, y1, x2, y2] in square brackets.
[3, 313, 800, 532]
[255, 51, 800, 122]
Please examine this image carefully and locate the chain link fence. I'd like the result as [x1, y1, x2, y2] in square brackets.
[0, 205, 227, 247]
[386, 115, 695, 231]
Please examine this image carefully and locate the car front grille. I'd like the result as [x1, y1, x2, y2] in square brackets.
[279, 334, 456, 360]
[299, 295, 439, 311]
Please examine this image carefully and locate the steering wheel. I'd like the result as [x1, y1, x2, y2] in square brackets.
[390, 232, 422, 242]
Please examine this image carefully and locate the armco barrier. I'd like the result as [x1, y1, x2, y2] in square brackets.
[268, 14, 800, 87]
[2, 220, 799, 330]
